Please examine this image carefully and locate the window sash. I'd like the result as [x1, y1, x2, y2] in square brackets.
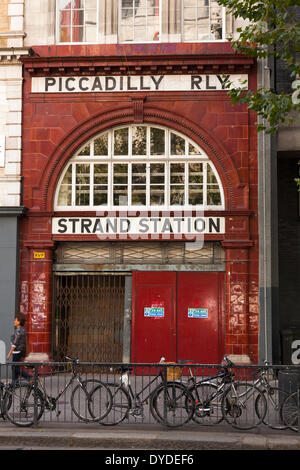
[119, 0, 161, 43]
[55, 126, 224, 210]
[57, 160, 222, 209]
[56, 0, 226, 43]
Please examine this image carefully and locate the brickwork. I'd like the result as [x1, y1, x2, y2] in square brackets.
[20, 43, 259, 363]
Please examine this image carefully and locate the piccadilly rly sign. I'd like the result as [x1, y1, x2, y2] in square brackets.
[32, 74, 248, 93]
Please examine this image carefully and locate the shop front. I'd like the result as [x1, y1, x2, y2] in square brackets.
[20, 43, 259, 364]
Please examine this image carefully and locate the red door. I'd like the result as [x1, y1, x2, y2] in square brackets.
[131, 271, 224, 364]
[177, 272, 224, 364]
[131, 272, 176, 364]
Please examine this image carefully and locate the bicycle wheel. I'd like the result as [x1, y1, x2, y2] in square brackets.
[71, 380, 112, 423]
[4, 383, 44, 427]
[281, 391, 300, 432]
[255, 387, 289, 430]
[95, 383, 131, 426]
[221, 382, 267, 430]
[1, 388, 10, 420]
[190, 382, 224, 425]
[150, 382, 195, 428]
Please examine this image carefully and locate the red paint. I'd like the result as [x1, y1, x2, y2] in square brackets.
[132, 272, 176, 364]
[132, 271, 224, 364]
[177, 272, 224, 364]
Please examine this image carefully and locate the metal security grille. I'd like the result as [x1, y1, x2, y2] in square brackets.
[52, 274, 125, 363]
[55, 241, 224, 266]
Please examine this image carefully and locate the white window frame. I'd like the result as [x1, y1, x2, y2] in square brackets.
[54, 125, 225, 211]
[56, 0, 99, 44]
[181, 0, 226, 43]
[55, 0, 226, 44]
[118, 0, 162, 44]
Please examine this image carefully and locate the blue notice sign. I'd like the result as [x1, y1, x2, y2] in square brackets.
[144, 307, 165, 317]
[188, 308, 208, 318]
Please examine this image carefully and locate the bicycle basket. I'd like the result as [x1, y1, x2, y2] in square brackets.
[165, 363, 181, 381]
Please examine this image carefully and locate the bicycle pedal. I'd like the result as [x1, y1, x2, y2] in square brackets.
[56, 410, 61, 417]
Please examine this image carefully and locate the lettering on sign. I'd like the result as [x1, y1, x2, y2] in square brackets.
[32, 74, 248, 93]
[188, 308, 208, 318]
[144, 307, 165, 318]
[52, 216, 225, 236]
[33, 252, 45, 259]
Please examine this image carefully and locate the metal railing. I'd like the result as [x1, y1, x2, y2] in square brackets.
[1, 357, 300, 431]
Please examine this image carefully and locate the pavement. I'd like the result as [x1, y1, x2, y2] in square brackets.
[1, 421, 300, 450]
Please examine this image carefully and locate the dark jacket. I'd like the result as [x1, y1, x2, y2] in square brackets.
[11, 326, 27, 356]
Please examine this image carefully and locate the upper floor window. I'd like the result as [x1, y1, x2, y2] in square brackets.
[120, 0, 160, 42]
[58, 0, 98, 43]
[55, 125, 224, 211]
[56, 0, 225, 44]
[183, 0, 224, 41]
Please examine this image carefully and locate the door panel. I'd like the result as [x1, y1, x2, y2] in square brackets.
[131, 271, 224, 365]
[177, 272, 224, 364]
[132, 272, 176, 363]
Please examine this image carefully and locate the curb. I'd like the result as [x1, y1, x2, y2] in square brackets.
[1, 426, 300, 450]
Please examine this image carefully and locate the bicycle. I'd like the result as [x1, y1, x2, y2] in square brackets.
[177, 357, 268, 430]
[91, 358, 195, 428]
[177, 358, 234, 426]
[252, 362, 290, 430]
[3, 356, 112, 427]
[0, 380, 13, 421]
[280, 389, 300, 432]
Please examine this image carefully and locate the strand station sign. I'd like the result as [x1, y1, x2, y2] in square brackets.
[52, 216, 225, 238]
[32, 74, 248, 93]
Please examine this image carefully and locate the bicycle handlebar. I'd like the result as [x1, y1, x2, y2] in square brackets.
[65, 356, 80, 365]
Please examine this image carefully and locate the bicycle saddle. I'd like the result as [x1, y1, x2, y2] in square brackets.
[117, 365, 133, 372]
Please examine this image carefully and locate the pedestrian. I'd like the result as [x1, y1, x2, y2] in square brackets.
[7, 314, 31, 382]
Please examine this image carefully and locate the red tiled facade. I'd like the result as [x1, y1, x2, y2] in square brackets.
[20, 43, 259, 362]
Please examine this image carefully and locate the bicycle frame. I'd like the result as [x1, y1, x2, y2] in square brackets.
[31, 360, 89, 413]
[118, 367, 164, 409]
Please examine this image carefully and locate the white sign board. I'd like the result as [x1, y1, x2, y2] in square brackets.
[32, 74, 248, 93]
[144, 307, 165, 318]
[52, 216, 225, 236]
[188, 308, 208, 318]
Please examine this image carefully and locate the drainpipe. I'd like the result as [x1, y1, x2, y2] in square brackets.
[258, 55, 280, 364]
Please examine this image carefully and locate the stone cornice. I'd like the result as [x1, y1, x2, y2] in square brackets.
[23, 54, 254, 76]
[22, 43, 255, 76]
[0, 46, 30, 63]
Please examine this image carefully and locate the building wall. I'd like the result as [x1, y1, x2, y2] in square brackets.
[0, 213, 20, 354]
[19, 40, 259, 363]
[0, 0, 28, 360]
[16, 1, 260, 364]
[0, 0, 26, 206]
[274, 5, 300, 363]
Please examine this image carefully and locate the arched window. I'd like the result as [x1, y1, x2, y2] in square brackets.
[55, 125, 224, 210]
